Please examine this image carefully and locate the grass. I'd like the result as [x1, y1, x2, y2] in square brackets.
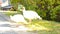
[17, 20, 60, 34]
[4, 12, 60, 34]
[4, 11, 22, 16]
[4, 11, 18, 16]
[26, 20, 60, 34]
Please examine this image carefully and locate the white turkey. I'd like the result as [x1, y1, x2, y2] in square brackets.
[20, 7, 42, 23]
[10, 14, 28, 24]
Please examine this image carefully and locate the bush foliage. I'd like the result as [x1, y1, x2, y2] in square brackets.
[10, 0, 60, 22]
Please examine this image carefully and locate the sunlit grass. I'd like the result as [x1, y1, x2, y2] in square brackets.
[25, 20, 60, 34]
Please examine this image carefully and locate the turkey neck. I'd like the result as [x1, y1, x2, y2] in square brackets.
[22, 8, 26, 13]
[22, 8, 26, 16]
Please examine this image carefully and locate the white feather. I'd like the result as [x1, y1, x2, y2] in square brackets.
[10, 14, 28, 24]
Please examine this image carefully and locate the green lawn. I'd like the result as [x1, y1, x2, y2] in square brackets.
[26, 20, 60, 34]
[4, 12, 60, 34]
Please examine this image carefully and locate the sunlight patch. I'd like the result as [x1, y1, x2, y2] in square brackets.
[26, 25, 50, 31]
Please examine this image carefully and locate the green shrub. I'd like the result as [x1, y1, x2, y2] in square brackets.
[51, 5, 60, 22]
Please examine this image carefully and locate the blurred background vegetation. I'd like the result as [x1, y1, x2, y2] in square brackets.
[10, 0, 60, 22]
